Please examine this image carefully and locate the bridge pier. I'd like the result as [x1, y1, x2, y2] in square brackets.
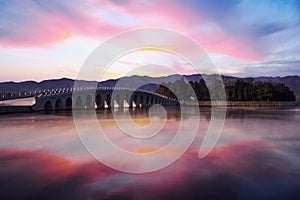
[65, 97, 72, 110]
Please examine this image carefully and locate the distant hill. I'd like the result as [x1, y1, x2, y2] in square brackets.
[0, 78, 75, 94]
[1, 74, 299, 96]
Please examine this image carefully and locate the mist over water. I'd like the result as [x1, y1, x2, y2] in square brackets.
[0, 107, 299, 199]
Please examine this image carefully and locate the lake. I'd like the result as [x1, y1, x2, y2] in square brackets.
[0, 107, 299, 199]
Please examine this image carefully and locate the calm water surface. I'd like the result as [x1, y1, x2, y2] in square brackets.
[0, 107, 299, 199]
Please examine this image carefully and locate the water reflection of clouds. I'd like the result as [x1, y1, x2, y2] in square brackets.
[0, 108, 300, 199]
[0, 140, 299, 199]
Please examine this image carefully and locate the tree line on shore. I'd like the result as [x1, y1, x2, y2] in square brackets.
[156, 77, 296, 102]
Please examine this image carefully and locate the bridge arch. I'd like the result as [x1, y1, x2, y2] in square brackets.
[44, 100, 52, 111]
[75, 96, 83, 108]
[114, 94, 122, 108]
[146, 96, 149, 107]
[95, 94, 103, 109]
[133, 94, 138, 108]
[55, 98, 63, 110]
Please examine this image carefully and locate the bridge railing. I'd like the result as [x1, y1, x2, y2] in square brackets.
[2, 86, 178, 102]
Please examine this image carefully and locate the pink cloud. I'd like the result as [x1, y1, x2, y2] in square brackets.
[0, 0, 265, 61]
[0, 1, 129, 48]
[101, 0, 264, 61]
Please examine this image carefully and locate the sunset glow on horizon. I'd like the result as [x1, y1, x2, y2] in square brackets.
[0, 0, 300, 81]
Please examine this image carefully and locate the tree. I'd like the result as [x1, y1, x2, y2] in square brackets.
[156, 78, 296, 102]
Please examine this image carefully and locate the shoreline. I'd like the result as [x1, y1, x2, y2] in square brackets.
[0, 106, 33, 114]
[184, 101, 299, 107]
[0, 101, 299, 114]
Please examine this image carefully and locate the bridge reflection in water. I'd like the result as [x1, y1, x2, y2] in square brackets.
[32, 87, 177, 111]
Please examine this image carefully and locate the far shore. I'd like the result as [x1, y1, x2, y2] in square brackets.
[0, 100, 299, 114]
[184, 101, 299, 107]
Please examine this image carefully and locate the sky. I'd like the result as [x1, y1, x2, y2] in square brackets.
[0, 0, 300, 82]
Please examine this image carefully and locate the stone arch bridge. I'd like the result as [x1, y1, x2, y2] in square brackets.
[32, 87, 178, 111]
